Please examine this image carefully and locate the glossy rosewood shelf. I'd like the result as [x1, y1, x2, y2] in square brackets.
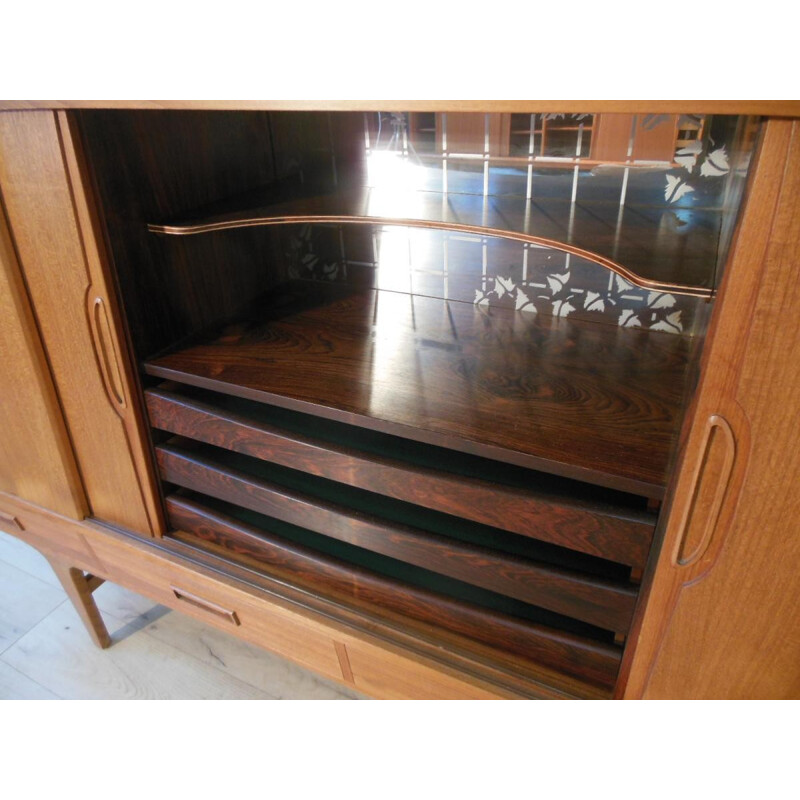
[147, 184, 718, 298]
[144, 284, 692, 497]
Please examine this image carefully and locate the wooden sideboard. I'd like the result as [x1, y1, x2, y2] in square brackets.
[1, 101, 798, 699]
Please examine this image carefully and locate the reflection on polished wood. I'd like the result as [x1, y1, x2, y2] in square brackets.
[149, 184, 718, 297]
[145, 284, 692, 497]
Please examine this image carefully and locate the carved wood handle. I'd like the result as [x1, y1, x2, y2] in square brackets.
[170, 585, 241, 625]
[672, 414, 736, 571]
[89, 295, 127, 414]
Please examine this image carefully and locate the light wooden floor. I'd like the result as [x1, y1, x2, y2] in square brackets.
[0, 529, 362, 700]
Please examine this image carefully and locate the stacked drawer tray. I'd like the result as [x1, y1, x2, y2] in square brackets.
[144, 381, 658, 696]
[142, 284, 687, 697]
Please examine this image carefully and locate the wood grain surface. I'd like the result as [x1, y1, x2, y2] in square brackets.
[76, 110, 290, 362]
[156, 443, 636, 632]
[146, 284, 691, 496]
[3, 101, 800, 115]
[145, 385, 655, 568]
[0, 205, 87, 519]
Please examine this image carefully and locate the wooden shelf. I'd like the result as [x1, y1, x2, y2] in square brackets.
[144, 283, 692, 497]
[147, 182, 720, 297]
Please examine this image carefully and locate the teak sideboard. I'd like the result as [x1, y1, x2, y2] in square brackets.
[1, 101, 798, 699]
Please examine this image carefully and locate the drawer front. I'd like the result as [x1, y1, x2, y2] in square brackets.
[86, 528, 347, 683]
[337, 639, 507, 700]
[2, 492, 529, 698]
[0, 491, 106, 573]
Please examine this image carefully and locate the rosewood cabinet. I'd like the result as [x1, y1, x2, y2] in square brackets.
[0, 101, 798, 699]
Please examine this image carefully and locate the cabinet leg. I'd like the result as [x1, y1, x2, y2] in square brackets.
[46, 557, 111, 649]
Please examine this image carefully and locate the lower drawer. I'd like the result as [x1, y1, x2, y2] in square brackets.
[94, 537, 536, 698]
[1, 491, 540, 698]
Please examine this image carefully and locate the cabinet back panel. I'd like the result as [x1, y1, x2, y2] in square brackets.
[77, 111, 289, 361]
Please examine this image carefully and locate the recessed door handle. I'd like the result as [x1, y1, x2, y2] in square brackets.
[672, 414, 736, 569]
[89, 295, 126, 413]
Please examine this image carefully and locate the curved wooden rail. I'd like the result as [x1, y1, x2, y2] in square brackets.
[148, 187, 716, 299]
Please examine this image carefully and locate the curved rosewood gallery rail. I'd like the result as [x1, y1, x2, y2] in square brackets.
[147, 188, 715, 299]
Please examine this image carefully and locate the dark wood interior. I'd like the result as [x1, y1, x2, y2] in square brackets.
[72, 107, 755, 699]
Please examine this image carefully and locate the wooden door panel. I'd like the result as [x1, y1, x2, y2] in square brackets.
[621, 119, 800, 698]
[0, 209, 86, 519]
[0, 111, 163, 535]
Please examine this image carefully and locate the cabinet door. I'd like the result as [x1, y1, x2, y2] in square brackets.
[0, 111, 164, 536]
[621, 119, 800, 699]
[0, 210, 86, 520]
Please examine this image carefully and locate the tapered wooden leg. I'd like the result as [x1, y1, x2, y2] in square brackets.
[46, 557, 111, 649]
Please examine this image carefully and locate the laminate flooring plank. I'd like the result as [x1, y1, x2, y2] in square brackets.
[0, 531, 62, 589]
[91, 581, 361, 700]
[1, 602, 275, 700]
[0, 531, 358, 699]
[0, 559, 66, 655]
[91, 579, 164, 621]
[0, 659, 61, 699]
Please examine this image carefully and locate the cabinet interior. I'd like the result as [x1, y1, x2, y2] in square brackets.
[75, 108, 759, 697]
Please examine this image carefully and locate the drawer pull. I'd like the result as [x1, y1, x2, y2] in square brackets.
[0, 510, 24, 531]
[170, 585, 240, 625]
